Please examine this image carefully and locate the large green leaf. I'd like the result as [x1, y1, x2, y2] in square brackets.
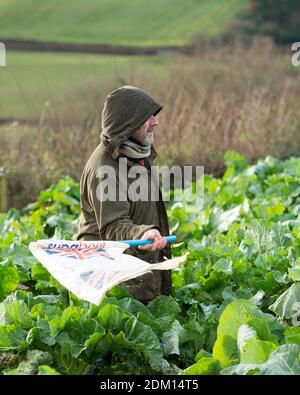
[117, 298, 156, 330]
[0, 324, 32, 352]
[0, 262, 19, 301]
[97, 304, 128, 332]
[241, 339, 278, 364]
[103, 316, 163, 371]
[147, 296, 181, 335]
[181, 357, 221, 375]
[147, 295, 181, 318]
[162, 320, 182, 356]
[207, 206, 241, 234]
[45, 306, 103, 358]
[38, 365, 61, 375]
[215, 300, 274, 340]
[223, 344, 300, 375]
[213, 334, 239, 368]
[213, 300, 278, 367]
[285, 326, 300, 345]
[269, 283, 300, 321]
[36, 318, 56, 346]
[0, 300, 33, 329]
[53, 346, 90, 375]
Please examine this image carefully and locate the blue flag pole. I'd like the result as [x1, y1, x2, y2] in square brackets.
[120, 235, 176, 247]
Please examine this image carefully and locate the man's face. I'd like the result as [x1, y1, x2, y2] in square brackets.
[132, 114, 159, 144]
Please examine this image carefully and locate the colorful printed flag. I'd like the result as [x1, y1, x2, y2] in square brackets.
[29, 240, 185, 305]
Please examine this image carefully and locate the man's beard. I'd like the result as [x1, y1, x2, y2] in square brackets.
[144, 132, 154, 145]
[144, 126, 155, 145]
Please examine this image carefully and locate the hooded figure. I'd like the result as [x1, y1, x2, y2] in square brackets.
[77, 86, 172, 303]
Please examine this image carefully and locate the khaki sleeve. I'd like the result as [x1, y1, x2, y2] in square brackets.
[87, 169, 159, 241]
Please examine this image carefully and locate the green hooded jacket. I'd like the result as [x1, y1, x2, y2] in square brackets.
[77, 86, 172, 303]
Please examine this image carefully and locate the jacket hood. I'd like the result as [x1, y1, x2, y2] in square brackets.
[100, 86, 162, 157]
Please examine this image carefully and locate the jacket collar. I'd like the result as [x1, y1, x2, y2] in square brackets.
[100, 138, 157, 163]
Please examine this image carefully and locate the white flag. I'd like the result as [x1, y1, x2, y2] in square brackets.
[29, 240, 185, 305]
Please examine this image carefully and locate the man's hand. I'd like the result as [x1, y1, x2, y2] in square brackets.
[138, 229, 167, 252]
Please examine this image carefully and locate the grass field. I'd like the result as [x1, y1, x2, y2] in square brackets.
[0, 50, 173, 119]
[0, 0, 248, 47]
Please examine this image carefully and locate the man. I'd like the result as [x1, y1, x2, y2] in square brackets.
[77, 85, 172, 304]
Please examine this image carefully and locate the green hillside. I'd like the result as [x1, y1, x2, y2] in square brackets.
[0, 0, 248, 47]
[0, 51, 172, 119]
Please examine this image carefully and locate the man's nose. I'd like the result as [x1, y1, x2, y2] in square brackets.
[150, 115, 159, 125]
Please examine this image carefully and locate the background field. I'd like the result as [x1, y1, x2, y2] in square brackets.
[2, 39, 300, 209]
[0, 51, 171, 119]
[0, 0, 299, 210]
[0, 0, 247, 47]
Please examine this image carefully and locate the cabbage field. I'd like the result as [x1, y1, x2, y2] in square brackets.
[1, 151, 300, 375]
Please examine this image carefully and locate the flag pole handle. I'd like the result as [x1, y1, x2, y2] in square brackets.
[120, 235, 176, 247]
